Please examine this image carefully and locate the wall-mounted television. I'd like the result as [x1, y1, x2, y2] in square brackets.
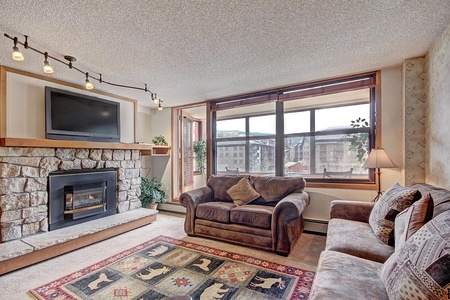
[45, 87, 121, 142]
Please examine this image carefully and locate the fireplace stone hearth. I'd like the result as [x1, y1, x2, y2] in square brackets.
[0, 147, 142, 243]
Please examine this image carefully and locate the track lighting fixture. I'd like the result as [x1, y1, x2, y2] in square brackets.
[43, 52, 53, 74]
[12, 37, 24, 61]
[85, 72, 94, 90]
[4, 33, 164, 110]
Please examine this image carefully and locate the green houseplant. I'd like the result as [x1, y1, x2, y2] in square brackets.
[152, 135, 168, 146]
[347, 117, 369, 163]
[140, 176, 167, 208]
[193, 140, 206, 174]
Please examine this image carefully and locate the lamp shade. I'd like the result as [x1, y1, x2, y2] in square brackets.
[362, 148, 397, 169]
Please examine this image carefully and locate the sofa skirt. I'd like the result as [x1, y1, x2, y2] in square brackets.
[194, 219, 273, 251]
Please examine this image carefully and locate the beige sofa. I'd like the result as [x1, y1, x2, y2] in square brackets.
[309, 183, 450, 299]
[179, 175, 310, 255]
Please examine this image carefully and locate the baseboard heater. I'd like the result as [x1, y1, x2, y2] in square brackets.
[304, 218, 329, 235]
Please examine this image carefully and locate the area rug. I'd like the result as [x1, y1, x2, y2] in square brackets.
[29, 235, 315, 300]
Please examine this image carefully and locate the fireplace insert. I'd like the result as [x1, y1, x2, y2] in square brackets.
[48, 168, 117, 230]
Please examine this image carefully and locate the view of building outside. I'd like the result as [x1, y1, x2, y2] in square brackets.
[215, 95, 371, 179]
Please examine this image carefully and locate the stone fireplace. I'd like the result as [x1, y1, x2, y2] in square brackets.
[0, 147, 143, 243]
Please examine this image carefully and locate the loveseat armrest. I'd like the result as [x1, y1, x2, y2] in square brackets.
[272, 192, 310, 255]
[330, 200, 375, 223]
[179, 187, 214, 236]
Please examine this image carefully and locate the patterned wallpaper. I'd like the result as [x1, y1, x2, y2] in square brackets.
[426, 22, 450, 188]
[403, 57, 426, 186]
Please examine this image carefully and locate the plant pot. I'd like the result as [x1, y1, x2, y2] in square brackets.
[149, 203, 158, 210]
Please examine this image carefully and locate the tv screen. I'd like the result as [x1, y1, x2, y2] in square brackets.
[45, 87, 120, 142]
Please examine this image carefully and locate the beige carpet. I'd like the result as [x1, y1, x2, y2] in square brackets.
[0, 212, 326, 299]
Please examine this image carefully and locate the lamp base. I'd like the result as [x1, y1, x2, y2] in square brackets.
[372, 191, 383, 202]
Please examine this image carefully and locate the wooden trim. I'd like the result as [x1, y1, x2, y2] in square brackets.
[375, 70, 382, 146]
[0, 214, 157, 275]
[0, 137, 153, 150]
[0, 66, 6, 138]
[1, 65, 138, 104]
[306, 181, 377, 190]
[207, 71, 378, 104]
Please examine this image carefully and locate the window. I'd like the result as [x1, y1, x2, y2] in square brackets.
[211, 72, 378, 183]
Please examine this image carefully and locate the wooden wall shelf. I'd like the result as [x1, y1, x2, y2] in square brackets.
[141, 145, 171, 156]
[0, 138, 153, 151]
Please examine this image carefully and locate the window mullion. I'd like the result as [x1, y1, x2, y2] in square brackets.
[245, 117, 250, 173]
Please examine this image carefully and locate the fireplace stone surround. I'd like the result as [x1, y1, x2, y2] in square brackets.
[0, 146, 142, 243]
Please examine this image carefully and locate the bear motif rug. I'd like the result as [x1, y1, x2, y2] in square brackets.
[29, 236, 315, 300]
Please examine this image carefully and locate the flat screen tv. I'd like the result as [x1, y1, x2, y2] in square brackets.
[45, 87, 121, 142]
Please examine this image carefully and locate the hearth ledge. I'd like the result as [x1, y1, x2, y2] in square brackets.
[0, 208, 157, 274]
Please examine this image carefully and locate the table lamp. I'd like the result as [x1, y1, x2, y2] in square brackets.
[362, 148, 398, 201]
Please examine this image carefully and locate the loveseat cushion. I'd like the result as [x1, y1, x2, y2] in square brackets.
[381, 211, 450, 300]
[369, 183, 421, 245]
[252, 176, 306, 203]
[326, 218, 394, 263]
[207, 175, 243, 202]
[196, 202, 236, 223]
[230, 205, 273, 229]
[309, 250, 388, 300]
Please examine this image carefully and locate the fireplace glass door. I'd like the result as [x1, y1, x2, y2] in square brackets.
[64, 182, 107, 220]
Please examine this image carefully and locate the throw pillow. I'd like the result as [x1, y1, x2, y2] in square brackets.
[369, 183, 421, 245]
[394, 193, 434, 250]
[226, 176, 260, 206]
[381, 211, 450, 300]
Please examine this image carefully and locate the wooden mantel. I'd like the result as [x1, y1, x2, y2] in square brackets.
[0, 137, 153, 151]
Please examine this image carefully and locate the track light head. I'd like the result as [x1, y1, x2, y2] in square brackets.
[43, 52, 53, 74]
[12, 37, 24, 61]
[85, 72, 94, 90]
[158, 102, 163, 111]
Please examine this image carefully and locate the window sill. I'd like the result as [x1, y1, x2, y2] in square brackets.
[305, 181, 377, 190]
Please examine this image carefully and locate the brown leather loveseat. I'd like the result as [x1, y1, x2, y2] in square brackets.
[180, 175, 310, 255]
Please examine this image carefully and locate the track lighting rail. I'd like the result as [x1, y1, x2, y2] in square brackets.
[4, 33, 163, 109]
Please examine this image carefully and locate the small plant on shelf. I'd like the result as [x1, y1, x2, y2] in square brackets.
[152, 135, 168, 146]
[140, 176, 167, 208]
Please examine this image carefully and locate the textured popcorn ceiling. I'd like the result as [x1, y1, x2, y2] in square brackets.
[0, 1, 450, 108]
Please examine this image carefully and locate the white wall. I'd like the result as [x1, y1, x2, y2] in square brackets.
[5, 71, 135, 143]
[137, 107, 172, 199]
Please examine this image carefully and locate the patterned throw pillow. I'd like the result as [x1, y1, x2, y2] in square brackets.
[381, 211, 450, 300]
[394, 193, 434, 250]
[226, 176, 260, 206]
[369, 184, 421, 245]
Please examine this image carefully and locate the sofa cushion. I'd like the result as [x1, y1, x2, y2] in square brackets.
[326, 218, 394, 263]
[196, 202, 236, 223]
[381, 211, 450, 300]
[410, 183, 450, 218]
[226, 176, 260, 206]
[309, 250, 388, 300]
[251, 176, 306, 203]
[394, 193, 433, 250]
[230, 205, 274, 229]
[207, 175, 243, 202]
[369, 183, 421, 245]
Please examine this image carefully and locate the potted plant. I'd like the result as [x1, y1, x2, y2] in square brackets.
[140, 176, 167, 209]
[193, 140, 206, 174]
[152, 135, 168, 146]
